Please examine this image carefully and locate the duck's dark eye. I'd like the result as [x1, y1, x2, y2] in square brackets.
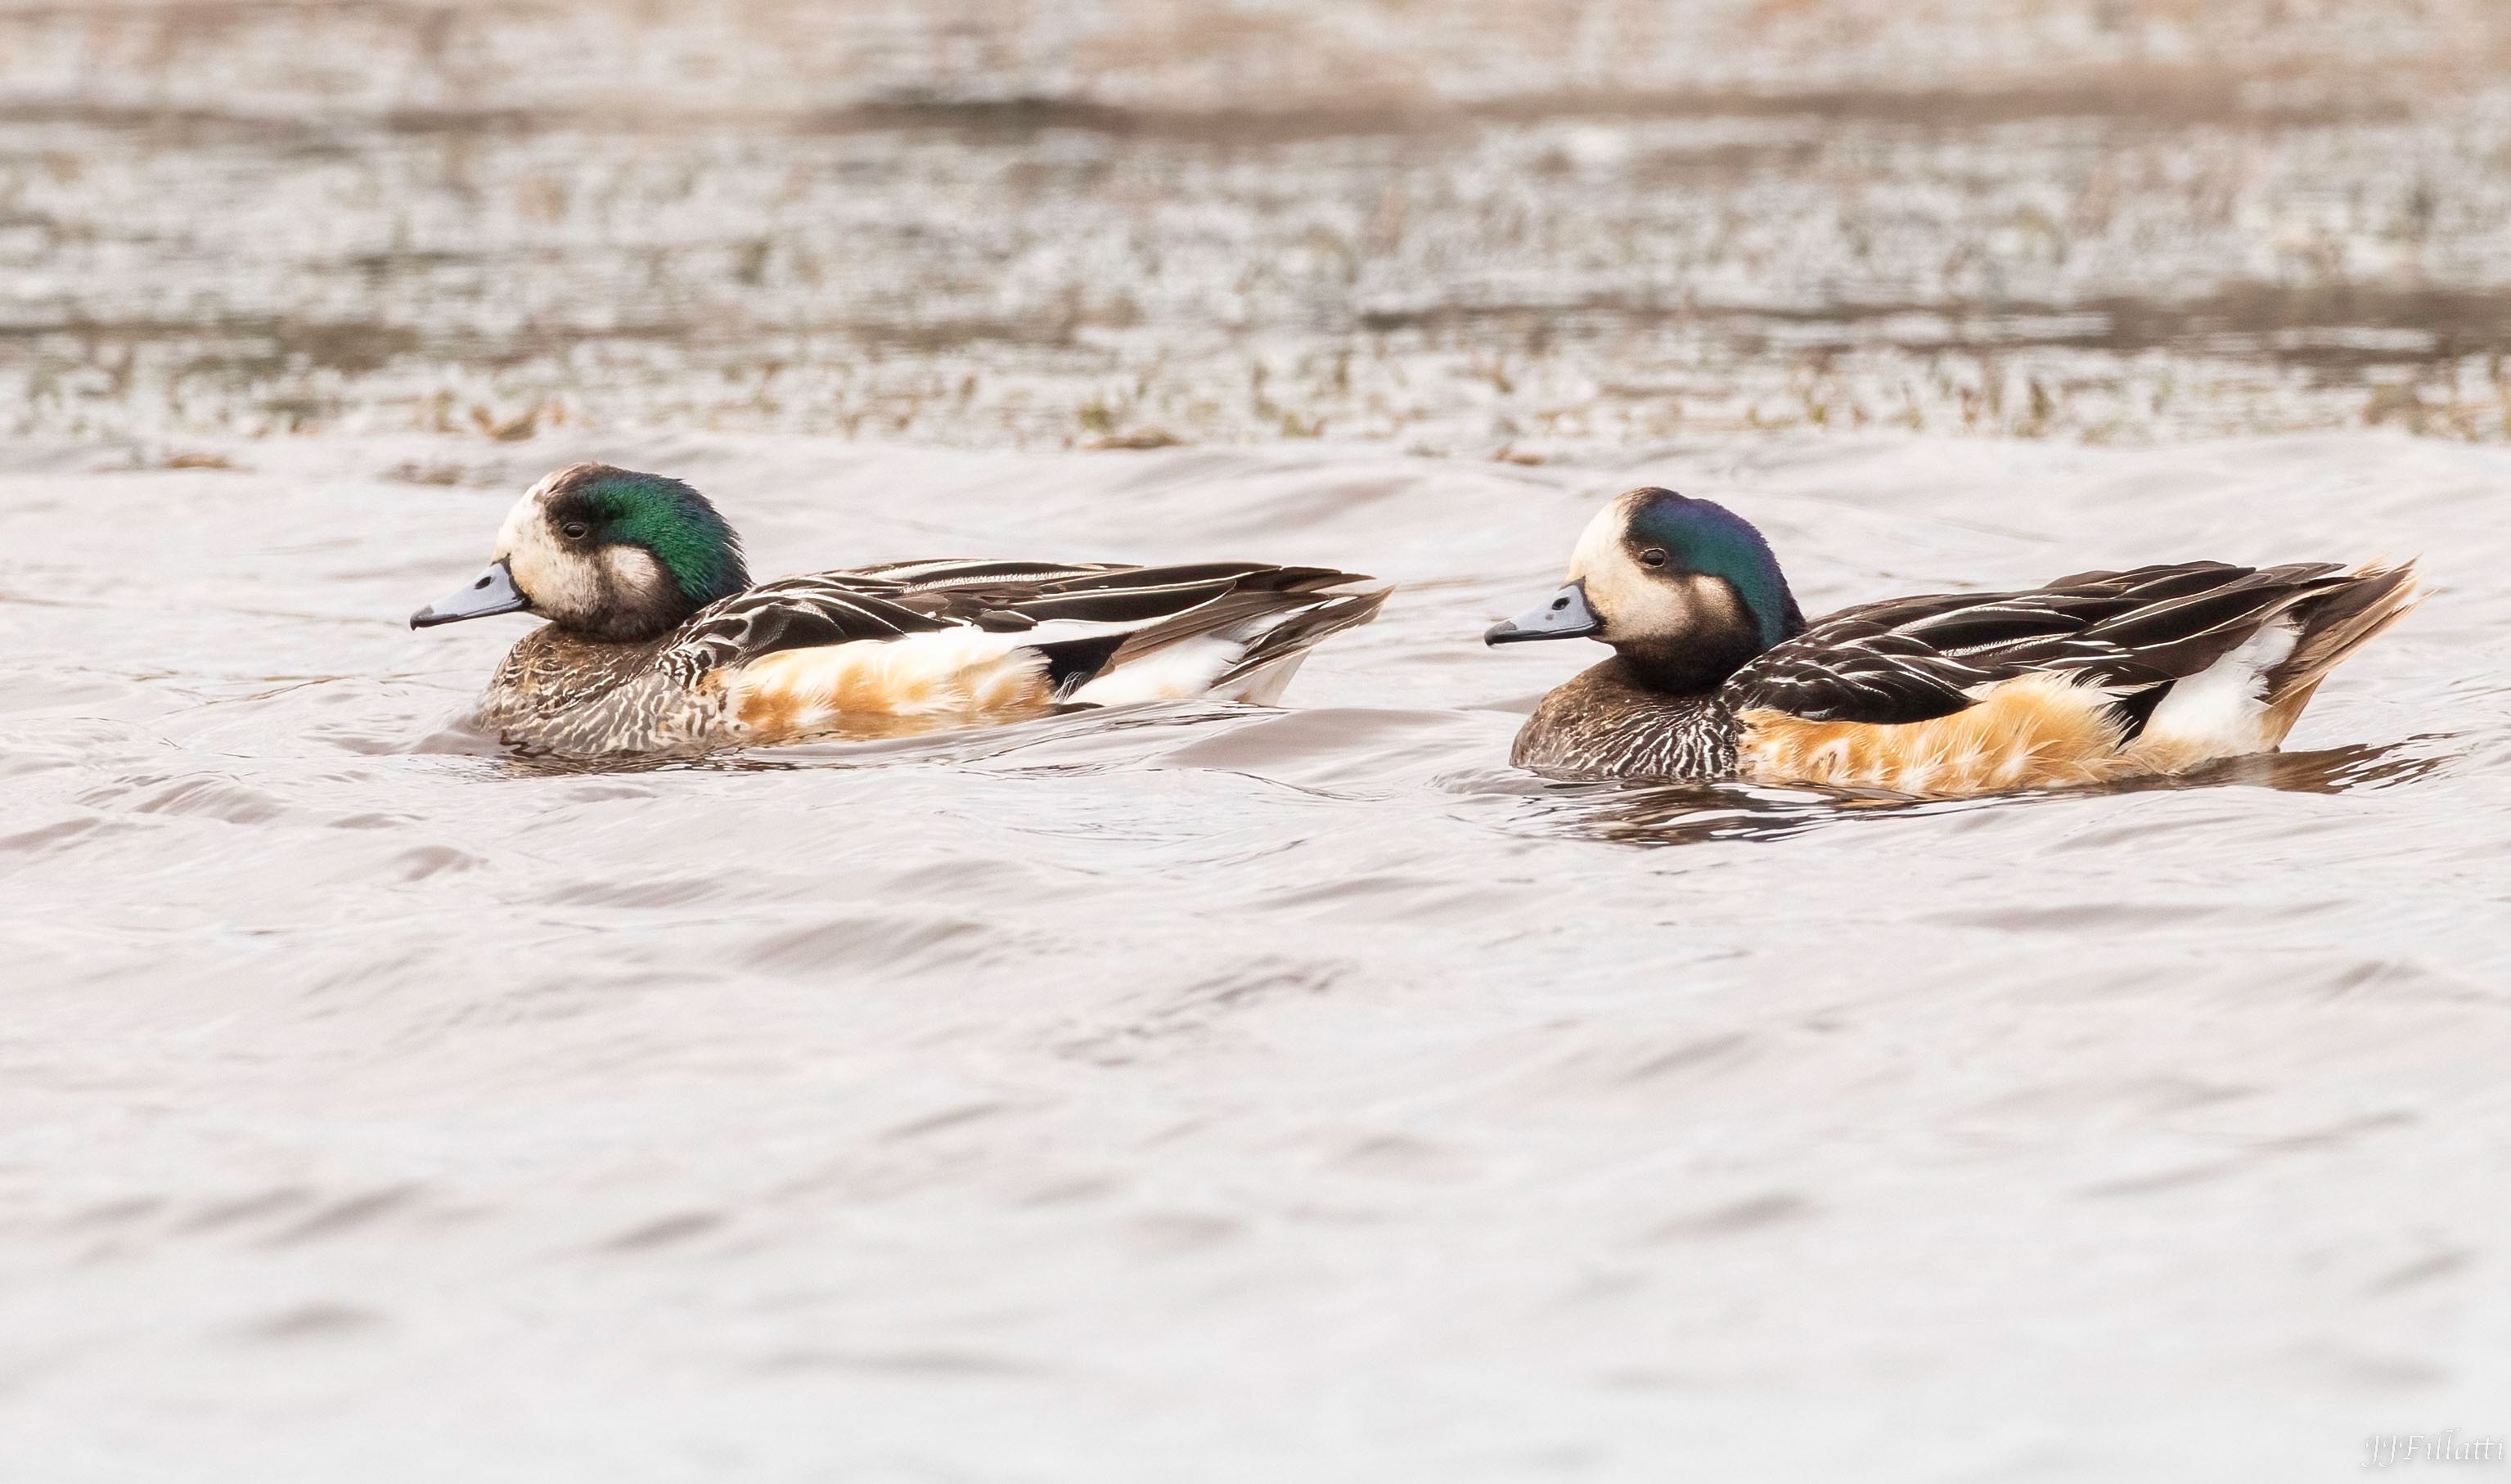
[560, 521, 592, 541]
[1638, 547, 1669, 568]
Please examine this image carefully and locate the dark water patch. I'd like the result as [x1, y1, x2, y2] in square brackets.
[1329, 1133, 1466, 1180]
[749, 1346, 1046, 1378]
[810, 95, 1458, 145]
[1150, 706, 1486, 789]
[1527, 1032, 1762, 1101]
[63, 1195, 161, 1225]
[596, 1212, 727, 1252]
[178, 1187, 316, 1234]
[1246, 872, 1520, 925]
[1058, 959, 1345, 1064]
[1465, 72, 2412, 129]
[389, 844, 479, 880]
[812, 68, 2400, 142]
[259, 1185, 426, 1247]
[1127, 1211, 1242, 1255]
[0, 314, 426, 377]
[381, 459, 521, 488]
[2364, 1249, 2474, 1294]
[2252, 1109, 2417, 1156]
[0, 816, 110, 854]
[1958, 1075, 2261, 1131]
[882, 1103, 1012, 1142]
[1364, 285, 2511, 373]
[872, 858, 1080, 911]
[1012, 1175, 1123, 1207]
[1937, 900, 2313, 935]
[540, 876, 722, 909]
[2075, 1161, 2240, 1198]
[1640, 1192, 1816, 1242]
[128, 776, 290, 825]
[231, 1302, 389, 1342]
[742, 915, 1000, 977]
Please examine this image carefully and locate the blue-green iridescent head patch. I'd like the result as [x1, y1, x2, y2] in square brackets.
[1624, 489, 1805, 649]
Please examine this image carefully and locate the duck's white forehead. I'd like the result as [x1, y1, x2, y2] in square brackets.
[1568, 491, 1645, 576]
[490, 475, 569, 558]
[490, 490, 541, 558]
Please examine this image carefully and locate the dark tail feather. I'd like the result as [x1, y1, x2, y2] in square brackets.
[2260, 560, 2422, 741]
[1037, 572, 1389, 701]
[1208, 583, 1391, 693]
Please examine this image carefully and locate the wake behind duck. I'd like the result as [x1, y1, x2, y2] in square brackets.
[1488, 488, 2419, 798]
[412, 463, 1387, 757]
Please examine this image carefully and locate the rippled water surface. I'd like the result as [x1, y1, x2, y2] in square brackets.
[9, 2, 2511, 1478]
[5, 428, 2508, 1480]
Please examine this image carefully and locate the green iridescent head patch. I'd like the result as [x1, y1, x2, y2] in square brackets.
[574, 470, 749, 605]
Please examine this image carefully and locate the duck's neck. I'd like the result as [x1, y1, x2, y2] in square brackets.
[1605, 569, 1805, 696]
[1611, 621, 1772, 696]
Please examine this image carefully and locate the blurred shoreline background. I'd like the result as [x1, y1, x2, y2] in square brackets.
[7, 0, 2511, 450]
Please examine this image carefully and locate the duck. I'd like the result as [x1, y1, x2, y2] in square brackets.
[1485, 487, 2419, 798]
[412, 462, 1388, 756]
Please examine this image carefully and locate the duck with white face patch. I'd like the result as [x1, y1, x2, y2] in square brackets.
[412, 463, 1389, 758]
[1487, 486, 2422, 798]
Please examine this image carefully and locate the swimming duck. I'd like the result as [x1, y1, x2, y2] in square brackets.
[412, 462, 1388, 756]
[1486, 487, 2419, 797]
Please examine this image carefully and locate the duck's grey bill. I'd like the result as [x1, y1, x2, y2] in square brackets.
[1485, 580, 1600, 645]
[412, 559, 529, 628]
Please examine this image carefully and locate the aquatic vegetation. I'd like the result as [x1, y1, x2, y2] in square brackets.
[7, 2, 2511, 447]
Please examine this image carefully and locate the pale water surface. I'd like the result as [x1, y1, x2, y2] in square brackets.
[8, 2, 2511, 1477]
[2, 429, 2507, 1480]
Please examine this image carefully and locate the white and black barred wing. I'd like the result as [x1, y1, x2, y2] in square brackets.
[1722, 561, 2360, 726]
[664, 557, 1384, 699]
[660, 572, 961, 685]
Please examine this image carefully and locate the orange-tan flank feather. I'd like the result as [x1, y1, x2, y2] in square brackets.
[1738, 672, 2135, 796]
[726, 633, 1055, 741]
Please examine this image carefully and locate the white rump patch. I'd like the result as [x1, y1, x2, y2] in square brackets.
[1064, 593, 1358, 707]
[2136, 619, 2300, 761]
[1066, 636, 1243, 705]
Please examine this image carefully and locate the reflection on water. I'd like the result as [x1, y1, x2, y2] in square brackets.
[1505, 735, 2462, 848]
[2109, 734, 2460, 795]
[1511, 779, 1964, 847]
[476, 699, 1253, 776]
